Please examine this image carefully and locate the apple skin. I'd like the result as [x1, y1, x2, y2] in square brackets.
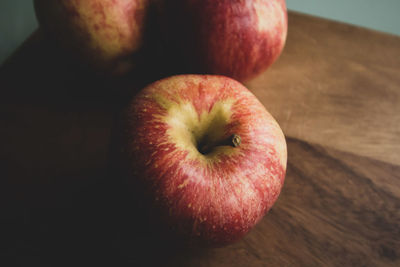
[124, 75, 287, 246]
[157, 0, 288, 82]
[34, 0, 150, 76]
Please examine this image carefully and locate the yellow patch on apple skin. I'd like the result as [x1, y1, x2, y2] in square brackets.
[247, 99, 287, 172]
[153, 95, 240, 161]
[71, 0, 148, 63]
[277, 131, 287, 170]
[177, 179, 189, 189]
[268, 115, 288, 170]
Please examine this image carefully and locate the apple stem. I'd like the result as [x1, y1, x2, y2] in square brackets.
[231, 134, 242, 147]
[199, 134, 241, 155]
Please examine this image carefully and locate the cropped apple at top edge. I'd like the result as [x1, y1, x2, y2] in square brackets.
[34, 0, 287, 81]
[124, 75, 287, 246]
[157, 0, 288, 81]
[34, 0, 150, 76]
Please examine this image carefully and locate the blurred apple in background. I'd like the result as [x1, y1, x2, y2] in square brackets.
[34, 0, 150, 76]
[157, 0, 288, 81]
[124, 75, 287, 246]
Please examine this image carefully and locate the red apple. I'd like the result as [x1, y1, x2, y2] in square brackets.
[124, 75, 287, 245]
[157, 0, 288, 82]
[34, 0, 150, 76]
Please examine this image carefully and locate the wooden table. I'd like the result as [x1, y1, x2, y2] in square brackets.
[1, 12, 399, 266]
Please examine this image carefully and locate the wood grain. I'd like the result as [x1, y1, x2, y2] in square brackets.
[1, 12, 400, 267]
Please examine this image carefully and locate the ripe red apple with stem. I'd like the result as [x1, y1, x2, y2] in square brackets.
[34, 0, 150, 76]
[124, 75, 287, 246]
[157, 0, 288, 82]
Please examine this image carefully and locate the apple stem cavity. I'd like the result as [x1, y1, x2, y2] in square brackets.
[199, 134, 241, 155]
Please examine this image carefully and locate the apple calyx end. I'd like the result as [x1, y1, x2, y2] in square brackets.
[231, 134, 241, 148]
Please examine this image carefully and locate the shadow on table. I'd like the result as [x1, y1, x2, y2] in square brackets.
[1, 168, 209, 266]
[0, 31, 208, 266]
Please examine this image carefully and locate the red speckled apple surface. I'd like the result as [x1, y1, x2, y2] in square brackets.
[1, 12, 400, 266]
[124, 75, 286, 246]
